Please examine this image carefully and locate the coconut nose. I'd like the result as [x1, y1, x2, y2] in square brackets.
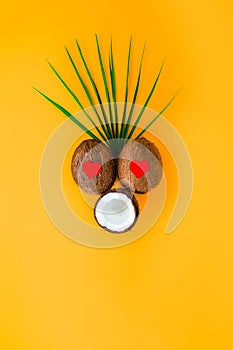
[94, 189, 139, 233]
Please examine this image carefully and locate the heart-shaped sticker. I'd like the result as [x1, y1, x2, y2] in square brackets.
[130, 160, 150, 178]
[82, 161, 102, 179]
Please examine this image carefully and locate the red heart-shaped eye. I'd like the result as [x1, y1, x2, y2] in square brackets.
[130, 160, 150, 178]
[82, 161, 102, 179]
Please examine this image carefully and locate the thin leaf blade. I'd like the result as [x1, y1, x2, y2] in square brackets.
[48, 60, 107, 141]
[33, 87, 101, 141]
[135, 90, 179, 139]
[65, 46, 108, 141]
[109, 37, 118, 137]
[123, 43, 146, 139]
[127, 59, 165, 139]
[119, 37, 132, 139]
[75, 39, 113, 139]
[95, 34, 114, 138]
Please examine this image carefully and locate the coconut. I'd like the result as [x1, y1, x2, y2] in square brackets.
[118, 137, 162, 194]
[71, 139, 116, 194]
[94, 188, 139, 233]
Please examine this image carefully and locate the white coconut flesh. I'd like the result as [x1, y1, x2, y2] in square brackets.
[95, 192, 137, 233]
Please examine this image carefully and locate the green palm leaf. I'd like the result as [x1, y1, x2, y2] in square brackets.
[109, 37, 118, 138]
[119, 37, 132, 139]
[95, 35, 115, 138]
[127, 59, 165, 139]
[123, 43, 146, 139]
[135, 90, 179, 139]
[65, 46, 108, 141]
[33, 87, 101, 141]
[47, 61, 107, 141]
[35, 37, 177, 149]
[75, 39, 113, 139]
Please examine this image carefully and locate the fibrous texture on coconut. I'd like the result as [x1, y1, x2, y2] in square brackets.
[71, 139, 116, 194]
[94, 189, 139, 233]
[118, 137, 162, 193]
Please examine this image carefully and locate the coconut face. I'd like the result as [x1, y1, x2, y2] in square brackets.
[71, 139, 117, 194]
[94, 189, 139, 233]
[118, 137, 162, 193]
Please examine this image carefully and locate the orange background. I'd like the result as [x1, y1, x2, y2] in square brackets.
[1, 0, 233, 349]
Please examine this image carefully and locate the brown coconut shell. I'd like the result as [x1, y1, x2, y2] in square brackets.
[71, 139, 117, 194]
[118, 137, 162, 194]
[94, 188, 139, 233]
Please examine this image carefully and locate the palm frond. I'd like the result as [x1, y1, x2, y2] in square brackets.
[36, 37, 177, 147]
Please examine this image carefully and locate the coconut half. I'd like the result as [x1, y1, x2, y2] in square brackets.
[118, 137, 162, 193]
[71, 139, 117, 194]
[94, 189, 139, 233]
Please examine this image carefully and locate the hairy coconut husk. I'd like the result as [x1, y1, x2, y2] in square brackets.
[118, 137, 162, 194]
[94, 188, 139, 233]
[71, 139, 117, 194]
